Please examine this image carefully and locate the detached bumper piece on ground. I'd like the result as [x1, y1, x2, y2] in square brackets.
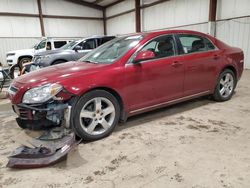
[7, 128, 78, 169]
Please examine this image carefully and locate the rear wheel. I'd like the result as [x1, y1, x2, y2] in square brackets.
[72, 90, 120, 141]
[213, 69, 236, 101]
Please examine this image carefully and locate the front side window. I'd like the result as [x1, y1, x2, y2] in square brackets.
[178, 34, 216, 54]
[74, 41, 83, 50]
[139, 35, 176, 59]
[82, 39, 96, 50]
[36, 40, 46, 50]
[79, 35, 143, 64]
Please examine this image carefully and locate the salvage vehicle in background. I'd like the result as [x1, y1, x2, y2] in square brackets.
[29, 36, 115, 69]
[8, 30, 244, 141]
[6, 38, 72, 67]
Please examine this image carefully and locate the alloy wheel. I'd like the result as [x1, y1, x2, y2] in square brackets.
[79, 97, 116, 135]
[219, 73, 234, 98]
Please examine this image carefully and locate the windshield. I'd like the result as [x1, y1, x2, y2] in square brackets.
[79, 35, 143, 64]
[60, 40, 78, 50]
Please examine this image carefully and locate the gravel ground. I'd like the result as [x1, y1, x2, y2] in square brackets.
[0, 70, 250, 188]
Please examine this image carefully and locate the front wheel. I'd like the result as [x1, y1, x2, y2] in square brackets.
[213, 69, 236, 102]
[19, 57, 32, 70]
[72, 90, 120, 141]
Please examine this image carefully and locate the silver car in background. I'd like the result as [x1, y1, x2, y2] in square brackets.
[32, 36, 115, 67]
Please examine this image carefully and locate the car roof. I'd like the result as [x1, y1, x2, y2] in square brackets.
[118, 30, 210, 39]
[73, 35, 115, 43]
[148, 29, 208, 36]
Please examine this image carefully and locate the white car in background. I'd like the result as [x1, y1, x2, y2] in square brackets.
[6, 38, 72, 67]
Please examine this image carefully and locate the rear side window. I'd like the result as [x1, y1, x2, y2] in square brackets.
[178, 34, 216, 54]
[54, 41, 67, 48]
[204, 38, 216, 50]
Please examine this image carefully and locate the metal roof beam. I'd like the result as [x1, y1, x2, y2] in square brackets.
[66, 0, 104, 10]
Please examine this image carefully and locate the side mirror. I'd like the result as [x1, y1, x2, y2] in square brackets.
[74, 45, 82, 52]
[133, 50, 155, 63]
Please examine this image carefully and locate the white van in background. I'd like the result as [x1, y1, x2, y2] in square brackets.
[6, 38, 72, 67]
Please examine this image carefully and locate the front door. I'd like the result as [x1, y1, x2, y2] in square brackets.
[124, 35, 184, 111]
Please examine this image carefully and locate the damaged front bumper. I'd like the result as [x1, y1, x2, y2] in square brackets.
[7, 131, 78, 168]
[13, 101, 72, 130]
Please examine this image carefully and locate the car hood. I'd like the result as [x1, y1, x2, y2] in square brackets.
[35, 49, 74, 56]
[14, 61, 106, 86]
[7, 48, 34, 54]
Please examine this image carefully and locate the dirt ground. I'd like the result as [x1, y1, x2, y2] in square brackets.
[0, 70, 250, 188]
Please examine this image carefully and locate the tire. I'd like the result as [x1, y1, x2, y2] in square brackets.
[213, 69, 236, 102]
[9, 64, 19, 79]
[52, 60, 66, 65]
[71, 90, 120, 141]
[19, 57, 32, 70]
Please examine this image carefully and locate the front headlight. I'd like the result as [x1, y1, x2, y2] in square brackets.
[22, 83, 63, 104]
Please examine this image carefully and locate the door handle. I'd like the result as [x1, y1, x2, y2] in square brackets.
[213, 55, 220, 60]
[171, 61, 183, 67]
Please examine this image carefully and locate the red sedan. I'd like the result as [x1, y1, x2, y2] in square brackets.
[8, 30, 244, 141]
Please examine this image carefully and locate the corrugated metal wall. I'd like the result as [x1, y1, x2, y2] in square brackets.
[106, 0, 135, 35]
[216, 18, 250, 69]
[0, 37, 40, 65]
[43, 19, 103, 38]
[216, 0, 250, 69]
[141, 0, 209, 32]
[42, 0, 103, 37]
[0, 0, 103, 65]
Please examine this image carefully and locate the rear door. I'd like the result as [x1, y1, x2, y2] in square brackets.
[176, 34, 219, 96]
